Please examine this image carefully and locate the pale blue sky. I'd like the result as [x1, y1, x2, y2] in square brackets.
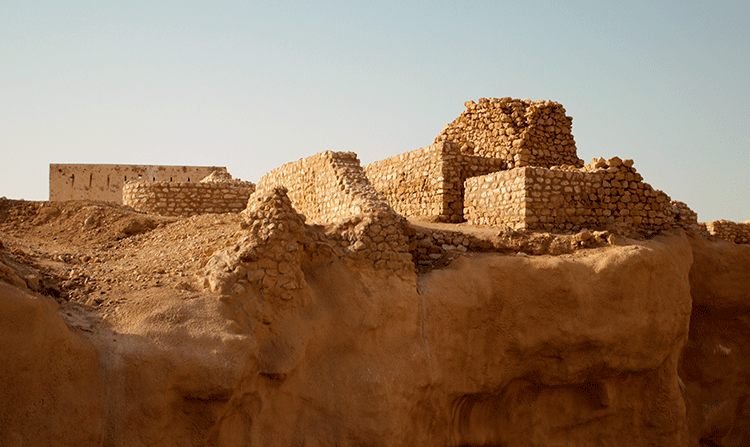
[1, 1, 748, 222]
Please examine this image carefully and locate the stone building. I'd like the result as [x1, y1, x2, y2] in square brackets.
[364, 97, 681, 233]
[49, 164, 227, 203]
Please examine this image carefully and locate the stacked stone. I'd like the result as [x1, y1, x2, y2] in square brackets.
[200, 187, 415, 296]
[464, 170, 527, 228]
[364, 144, 447, 219]
[364, 141, 505, 223]
[199, 170, 236, 183]
[434, 97, 583, 168]
[122, 181, 256, 217]
[254, 151, 391, 225]
[323, 210, 414, 278]
[202, 187, 309, 298]
[701, 220, 750, 244]
[670, 201, 700, 231]
[465, 157, 673, 234]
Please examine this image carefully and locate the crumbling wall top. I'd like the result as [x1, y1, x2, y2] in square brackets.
[434, 97, 583, 169]
[253, 151, 392, 225]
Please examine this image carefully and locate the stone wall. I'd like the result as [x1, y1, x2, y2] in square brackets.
[122, 181, 255, 217]
[50, 164, 226, 203]
[671, 200, 700, 231]
[434, 97, 582, 168]
[701, 220, 750, 244]
[364, 141, 505, 223]
[201, 187, 416, 297]
[242, 153, 415, 279]
[464, 157, 673, 233]
[253, 151, 391, 225]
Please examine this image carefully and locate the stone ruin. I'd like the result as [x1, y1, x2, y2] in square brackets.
[700, 220, 750, 244]
[365, 98, 676, 233]
[77, 96, 744, 246]
[122, 170, 256, 217]
[434, 97, 581, 168]
[199, 152, 416, 296]
[50, 164, 227, 203]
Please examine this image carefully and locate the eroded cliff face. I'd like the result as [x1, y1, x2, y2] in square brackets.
[680, 235, 750, 446]
[2, 225, 721, 446]
[0, 282, 104, 446]
[418, 233, 693, 446]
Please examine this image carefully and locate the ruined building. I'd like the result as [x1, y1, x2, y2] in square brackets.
[50, 164, 228, 203]
[365, 97, 676, 233]
[47, 98, 748, 243]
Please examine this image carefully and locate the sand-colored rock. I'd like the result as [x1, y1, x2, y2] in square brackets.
[1, 220, 699, 446]
[0, 283, 104, 446]
[688, 234, 750, 310]
[418, 233, 693, 446]
[679, 235, 750, 446]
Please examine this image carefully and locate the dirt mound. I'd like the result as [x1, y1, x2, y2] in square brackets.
[0, 197, 626, 306]
[0, 198, 241, 304]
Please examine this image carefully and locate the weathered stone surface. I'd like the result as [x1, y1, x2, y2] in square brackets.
[434, 97, 582, 168]
[1, 231, 706, 446]
[464, 160, 678, 234]
[0, 283, 104, 446]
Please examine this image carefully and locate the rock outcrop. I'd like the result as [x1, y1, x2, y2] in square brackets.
[4, 214, 735, 446]
[680, 235, 750, 446]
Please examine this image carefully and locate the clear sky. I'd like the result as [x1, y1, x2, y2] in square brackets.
[1, 1, 748, 222]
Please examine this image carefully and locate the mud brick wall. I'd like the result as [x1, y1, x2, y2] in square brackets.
[464, 157, 673, 233]
[701, 220, 750, 244]
[434, 97, 583, 168]
[50, 164, 226, 203]
[253, 151, 391, 225]
[122, 181, 255, 217]
[364, 141, 505, 223]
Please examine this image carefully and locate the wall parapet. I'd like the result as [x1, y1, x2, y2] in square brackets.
[122, 181, 255, 217]
[434, 97, 583, 168]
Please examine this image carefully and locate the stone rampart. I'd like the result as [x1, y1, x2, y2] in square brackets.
[464, 157, 673, 233]
[364, 141, 505, 222]
[122, 181, 255, 217]
[434, 97, 582, 168]
[253, 151, 391, 225]
[701, 220, 750, 244]
[50, 164, 226, 203]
